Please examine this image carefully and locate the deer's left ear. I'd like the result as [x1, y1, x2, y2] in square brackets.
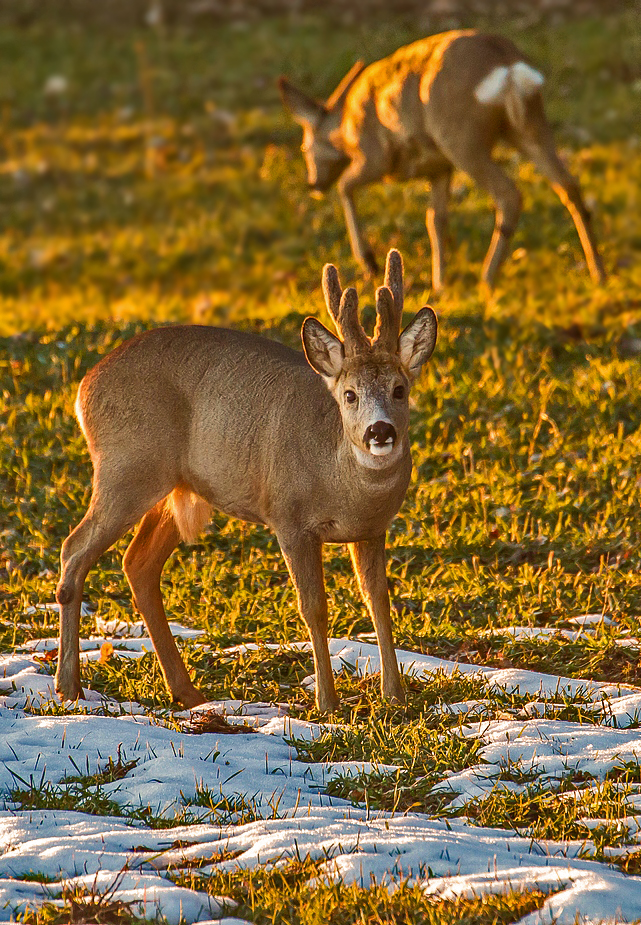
[398, 307, 438, 380]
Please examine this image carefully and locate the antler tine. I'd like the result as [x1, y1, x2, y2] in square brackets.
[372, 286, 398, 351]
[322, 263, 342, 333]
[384, 248, 404, 316]
[372, 249, 404, 350]
[338, 287, 370, 354]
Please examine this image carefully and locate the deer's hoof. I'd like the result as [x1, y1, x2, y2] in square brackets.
[382, 682, 406, 705]
[316, 693, 340, 713]
[176, 686, 208, 709]
[55, 675, 84, 702]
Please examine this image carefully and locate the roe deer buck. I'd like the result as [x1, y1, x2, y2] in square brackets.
[279, 30, 605, 291]
[55, 250, 437, 712]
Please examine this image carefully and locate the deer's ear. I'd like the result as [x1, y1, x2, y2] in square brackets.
[302, 318, 345, 381]
[279, 77, 325, 126]
[398, 307, 438, 380]
[325, 60, 366, 111]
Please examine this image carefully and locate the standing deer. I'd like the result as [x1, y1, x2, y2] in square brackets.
[55, 250, 437, 712]
[279, 30, 605, 291]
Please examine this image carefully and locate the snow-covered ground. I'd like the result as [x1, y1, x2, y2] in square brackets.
[2, 616, 641, 924]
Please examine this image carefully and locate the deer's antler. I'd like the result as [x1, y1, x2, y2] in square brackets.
[322, 263, 369, 354]
[372, 249, 404, 351]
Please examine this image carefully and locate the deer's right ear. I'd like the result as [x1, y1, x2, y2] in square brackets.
[278, 77, 325, 125]
[302, 318, 345, 382]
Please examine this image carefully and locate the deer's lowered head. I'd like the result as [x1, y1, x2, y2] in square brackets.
[303, 249, 437, 469]
[278, 61, 364, 193]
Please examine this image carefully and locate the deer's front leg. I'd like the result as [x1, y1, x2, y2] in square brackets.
[278, 532, 339, 713]
[338, 156, 385, 276]
[349, 535, 404, 704]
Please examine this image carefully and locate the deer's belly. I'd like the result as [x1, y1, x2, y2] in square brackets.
[390, 137, 451, 179]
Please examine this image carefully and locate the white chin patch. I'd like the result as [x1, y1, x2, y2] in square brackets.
[369, 442, 395, 457]
[352, 442, 401, 468]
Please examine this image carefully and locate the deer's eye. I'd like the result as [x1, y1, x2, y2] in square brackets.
[393, 385, 405, 399]
[344, 389, 357, 404]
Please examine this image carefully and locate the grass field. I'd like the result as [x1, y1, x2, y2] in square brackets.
[2, 4, 641, 923]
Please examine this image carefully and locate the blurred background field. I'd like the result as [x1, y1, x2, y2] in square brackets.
[0, 0, 638, 334]
[2, 0, 641, 700]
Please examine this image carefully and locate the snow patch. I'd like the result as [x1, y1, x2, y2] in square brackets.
[2, 618, 641, 922]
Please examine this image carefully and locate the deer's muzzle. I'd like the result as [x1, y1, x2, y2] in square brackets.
[364, 420, 397, 456]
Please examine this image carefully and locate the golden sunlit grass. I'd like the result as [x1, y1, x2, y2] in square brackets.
[0, 11, 638, 337]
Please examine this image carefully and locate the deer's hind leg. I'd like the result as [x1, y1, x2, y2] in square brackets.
[521, 136, 606, 285]
[56, 467, 169, 702]
[458, 154, 523, 289]
[123, 499, 205, 708]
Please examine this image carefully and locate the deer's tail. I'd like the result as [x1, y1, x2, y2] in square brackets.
[168, 487, 211, 543]
[474, 61, 544, 131]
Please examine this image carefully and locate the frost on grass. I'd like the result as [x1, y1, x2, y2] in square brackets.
[2, 621, 641, 923]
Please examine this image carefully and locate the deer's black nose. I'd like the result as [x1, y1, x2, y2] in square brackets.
[364, 420, 397, 447]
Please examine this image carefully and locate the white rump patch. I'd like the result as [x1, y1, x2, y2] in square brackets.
[474, 65, 509, 104]
[511, 61, 545, 96]
[475, 62, 544, 104]
[169, 488, 211, 544]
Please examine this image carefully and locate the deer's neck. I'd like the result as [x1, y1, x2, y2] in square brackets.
[306, 436, 411, 543]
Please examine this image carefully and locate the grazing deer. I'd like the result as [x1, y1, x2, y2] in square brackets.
[55, 250, 437, 712]
[279, 30, 605, 291]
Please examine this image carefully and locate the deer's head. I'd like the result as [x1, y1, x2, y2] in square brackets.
[302, 250, 437, 469]
[278, 62, 364, 193]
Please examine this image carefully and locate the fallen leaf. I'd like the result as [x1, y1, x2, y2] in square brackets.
[99, 641, 114, 664]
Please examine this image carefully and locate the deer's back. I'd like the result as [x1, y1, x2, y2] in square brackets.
[78, 324, 321, 449]
[342, 30, 533, 166]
